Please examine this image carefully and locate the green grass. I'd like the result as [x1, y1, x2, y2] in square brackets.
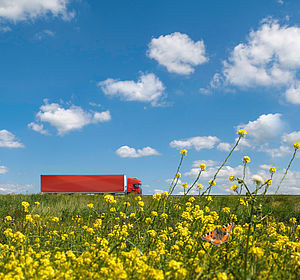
[1, 194, 299, 223]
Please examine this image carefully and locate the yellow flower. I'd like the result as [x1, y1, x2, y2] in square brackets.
[294, 142, 300, 149]
[208, 180, 216, 186]
[34, 201, 40, 206]
[87, 203, 94, 209]
[265, 179, 272, 186]
[206, 196, 213, 202]
[217, 272, 228, 280]
[151, 211, 158, 217]
[26, 215, 34, 223]
[222, 207, 231, 214]
[250, 246, 264, 259]
[176, 172, 181, 178]
[188, 196, 195, 203]
[163, 191, 169, 197]
[182, 182, 188, 189]
[110, 207, 116, 213]
[160, 213, 168, 220]
[180, 149, 187, 156]
[21, 201, 29, 207]
[104, 194, 116, 204]
[124, 201, 130, 207]
[199, 164, 206, 171]
[153, 192, 162, 201]
[138, 201, 144, 207]
[230, 184, 238, 192]
[145, 217, 152, 223]
[242, 156, 251, 163]
[5, 216, 13, 221]
[196, 184, 203, 189]
[269, 167, 276, 174]
[237, 129, 247, 137]
[289, 217, 297, 224]
[228, 175, 235, 181]
[239, 198, 248, 207]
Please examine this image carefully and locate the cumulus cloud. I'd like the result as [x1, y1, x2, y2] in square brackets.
[184, 163, 244, 180]
[237, 113, 285, 143]
[192, 160, 219, 167]
[217, 142, 231, 152]
[0, 183, 38, 194]
[256, 166, 300, 194]
[116, 145, 160, 158]
[99, 73, 165, 106]
[29, 100, 111, 135]
[223, 19, 300, 87]
[207, 19, 300, 104]
[0, 130, 24, 148]
[265, 130, 300, 158]
[0, 25, 11, 32]
[35, 29, 55, 40]
[148, 32, 208, 74]
[282, 131, 300, 144]
[0, 0, 74, 22]
[285, 82, 300, 104]
[170, 136, 220, 151]
[0, 165, 8, 174]
[28, 122, 48, 135]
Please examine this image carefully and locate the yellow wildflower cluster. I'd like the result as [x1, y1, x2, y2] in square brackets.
[0, 195, 298, 279]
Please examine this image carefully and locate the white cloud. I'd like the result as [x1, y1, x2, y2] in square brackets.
[217, 142, 231, 152]
[148, 32, 208, 74]
[223, 20, 300, 87]
[237, 113, 284, 143]
[0, 130, 24, 148]
[116, 145, 160, 158]
[28, 122, 48, 135]
[0, 0, 74, 22]
[282, 131, 300, 144]
[0, 165, 8, 174]
[285, 82, 300, 104]
[264, 130, 300, 158]
[256, 167, 300, 194]
[0, 25, 11, 32]
[35, 29, 55, 40]
[215, 19, 300, 104]
[99, 73, 165, 106]
[184, 164, 244, 180]
[192, 160, 218, 168]
[93, 111, 111, 122]
[0, 183, 38, 194]
[170, 136, 220, 151]
[165, 178, 182, 185]
[30, 100, 111, 135]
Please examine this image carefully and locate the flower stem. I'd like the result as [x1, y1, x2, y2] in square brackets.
[244, 199, 255, 280]
[186, 170, 202, 195]
[168, 154, 184, 195]
[275, 148, 297, 194]
[205, 136, 242, 196]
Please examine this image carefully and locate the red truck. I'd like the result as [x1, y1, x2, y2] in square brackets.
[41, 175, 142, 195]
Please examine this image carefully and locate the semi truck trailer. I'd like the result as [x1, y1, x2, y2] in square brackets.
[41, 175, 142, 194]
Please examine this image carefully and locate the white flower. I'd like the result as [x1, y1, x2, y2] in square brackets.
[252, 175, 264, 185]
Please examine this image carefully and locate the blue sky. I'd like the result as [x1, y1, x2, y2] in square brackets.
[0, 0, 300, 195]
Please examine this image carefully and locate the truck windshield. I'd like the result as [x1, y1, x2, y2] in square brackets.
[133, 184, 141, 189]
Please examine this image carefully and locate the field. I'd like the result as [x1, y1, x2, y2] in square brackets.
[1, 135, 299, 279]
[0, 193, 299, 279]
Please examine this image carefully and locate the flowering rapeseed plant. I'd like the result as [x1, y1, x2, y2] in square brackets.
[0, 130, 297, 280]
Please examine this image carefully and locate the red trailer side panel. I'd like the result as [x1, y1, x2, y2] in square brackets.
[41, 175, 126, 193]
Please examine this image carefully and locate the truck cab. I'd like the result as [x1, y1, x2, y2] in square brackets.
[127, 178, 142, 194]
